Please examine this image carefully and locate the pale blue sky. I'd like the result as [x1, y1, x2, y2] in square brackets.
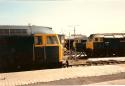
[0, 0, 125, 36]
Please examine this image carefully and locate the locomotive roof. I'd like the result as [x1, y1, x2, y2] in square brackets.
[90, 33, 125, 38]
[0, 25, 54, 36]
[65, 35, 87, 40]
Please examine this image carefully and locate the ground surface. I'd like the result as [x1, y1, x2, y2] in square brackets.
[25, 72, 125, 85]
[0, 64, 125, 86]
[25, 64, 125, 85]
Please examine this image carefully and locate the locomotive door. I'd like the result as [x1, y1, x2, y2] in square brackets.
[34, 34, 46, 65]
[45, 34, 60, 64]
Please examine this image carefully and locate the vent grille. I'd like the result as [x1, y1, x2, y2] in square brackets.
[0, 29, 9, 35]
[0, 29, 28, 36]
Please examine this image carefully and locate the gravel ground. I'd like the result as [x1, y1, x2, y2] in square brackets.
[25, 72, 125, 85]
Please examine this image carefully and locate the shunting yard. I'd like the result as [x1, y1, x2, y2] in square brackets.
[1, 0, 125, 85]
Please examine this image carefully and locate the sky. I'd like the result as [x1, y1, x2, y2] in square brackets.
[0, 0, 125, 36]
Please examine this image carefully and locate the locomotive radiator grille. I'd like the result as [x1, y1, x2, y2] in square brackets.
[0, 29, 28, 36]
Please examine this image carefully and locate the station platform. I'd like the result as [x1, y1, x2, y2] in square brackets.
[0, 64, 125, 86]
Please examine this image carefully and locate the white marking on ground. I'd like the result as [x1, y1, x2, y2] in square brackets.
[88, 57, 125, 61]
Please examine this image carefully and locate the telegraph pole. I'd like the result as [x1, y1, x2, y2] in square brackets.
[73, 26, 77, 60]
[69, 32, 70, 50]
[74, 26, 76, 37]
[74, 26, 76, 52]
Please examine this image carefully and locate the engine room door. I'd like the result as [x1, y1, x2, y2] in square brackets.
[34, 34, 46, 65]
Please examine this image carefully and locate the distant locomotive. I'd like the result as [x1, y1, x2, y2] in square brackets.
[0, 25, 63, 70]
[64, 33, 125, 57]
[86, 33, 125, 57]
[64, 34, 87, 52]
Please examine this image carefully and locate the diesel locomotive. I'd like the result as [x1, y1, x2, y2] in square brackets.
[64, 34, 87, 52]
[0, 25, 63, 70]
[64, 33, 125, 57]
[86, 33, 125, 57]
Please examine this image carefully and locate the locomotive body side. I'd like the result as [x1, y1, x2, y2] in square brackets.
[0, 25, 63, 70]
[86, 33, 125, 57]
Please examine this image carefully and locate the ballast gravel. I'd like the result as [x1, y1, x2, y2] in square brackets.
[0, 65, 125, 86]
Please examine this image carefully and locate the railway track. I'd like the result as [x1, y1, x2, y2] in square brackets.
[63, 50, 125, 67]
[63, 57, 125, 67]
[64, 53, 125, 67]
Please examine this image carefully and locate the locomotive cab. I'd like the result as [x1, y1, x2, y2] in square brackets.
[34, 34, 63, 67]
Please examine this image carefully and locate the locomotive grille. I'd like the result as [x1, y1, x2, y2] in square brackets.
[0, 29, 28, 36]
[0, 29, 9, 35]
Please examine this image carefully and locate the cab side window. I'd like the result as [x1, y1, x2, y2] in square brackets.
[47, 36, 58, 44]
[34, 36, 42, 45]
[100, 38, 103, 42]
[95, 38, 98, 42]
